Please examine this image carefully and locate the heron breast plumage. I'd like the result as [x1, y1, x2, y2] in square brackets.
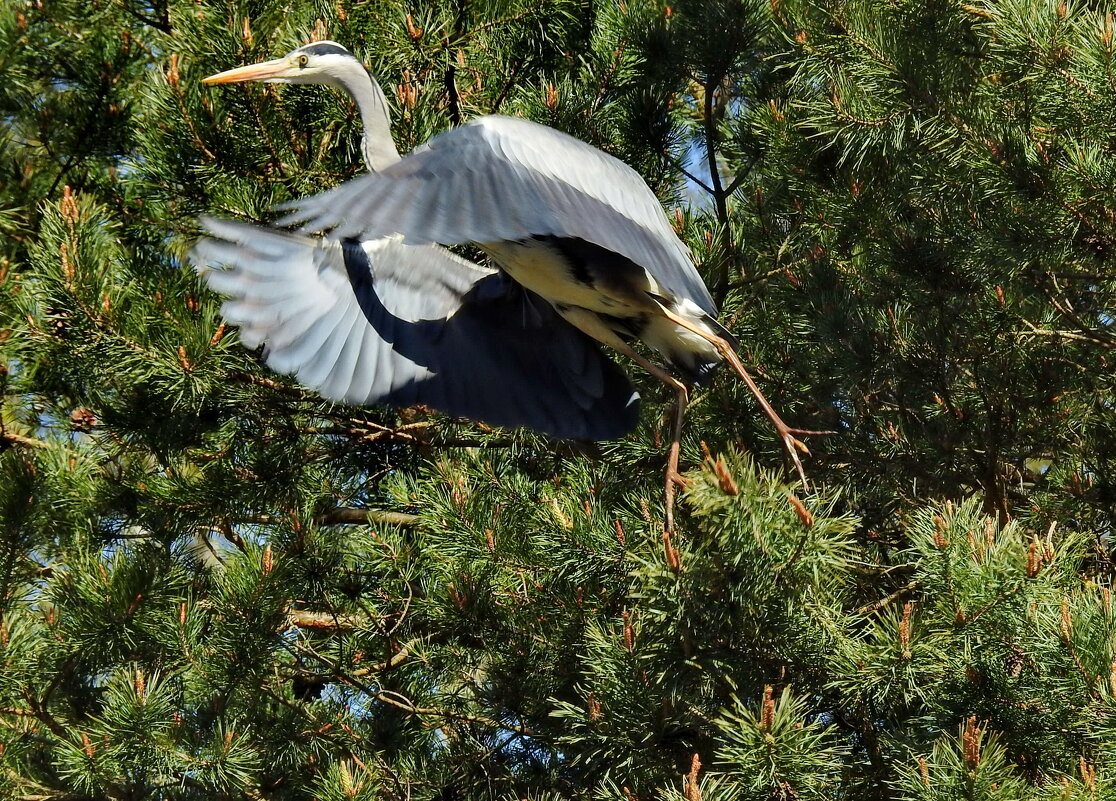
[481, 235, 730, 385]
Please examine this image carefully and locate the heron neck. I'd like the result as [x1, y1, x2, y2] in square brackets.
[342, 68, 401, 172]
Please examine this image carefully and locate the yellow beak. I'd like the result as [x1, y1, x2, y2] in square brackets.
[202, 58, 289, 85]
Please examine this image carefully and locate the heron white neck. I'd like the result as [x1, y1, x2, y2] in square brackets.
[357, 75, 402, 171]
[330, 61, 401, 172]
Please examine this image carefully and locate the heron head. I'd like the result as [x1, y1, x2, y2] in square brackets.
[202, 41, 364, 88]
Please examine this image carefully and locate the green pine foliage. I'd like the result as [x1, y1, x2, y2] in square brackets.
[2, 0, 1115, 798]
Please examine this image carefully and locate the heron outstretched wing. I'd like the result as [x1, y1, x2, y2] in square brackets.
[278, 115, 716, 315]
[192, 217, 639, 440]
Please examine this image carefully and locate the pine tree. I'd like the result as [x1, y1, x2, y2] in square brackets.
[2, 0, 1115, 799]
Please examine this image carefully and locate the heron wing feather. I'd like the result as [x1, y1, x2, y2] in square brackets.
[278, 116, 716, 315]
[192, 217, 639, 440]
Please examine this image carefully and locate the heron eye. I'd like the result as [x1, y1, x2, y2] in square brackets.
[298, 55, 309, 67]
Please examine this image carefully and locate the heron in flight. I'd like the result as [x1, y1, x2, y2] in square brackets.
[194, 43, 639, 443]
[196, 42, 822, 530]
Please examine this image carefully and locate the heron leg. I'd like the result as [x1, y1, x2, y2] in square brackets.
[552, 306, 694, 529]
[664, 381, 689, 535]
[603, 338, 690, 532]
[660, 309, 831, 488]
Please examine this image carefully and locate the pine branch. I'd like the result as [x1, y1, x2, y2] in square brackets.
[111, 0, 172, 34]
[322, 508, 421, 526]
[351, 638, 417, 677]
[1018, 323, 1114, 347]
[0, 707, 38, 718]
[216, 518, 248, 552]
[244, 509, 420, 528]
[701, 75, 734, 301]
[230, 371, 311, 397]
[855, 580, 921, 616]
[490, 57, 523, 113]
[445, 63, 462, 126]
[366, 687, 535, 737]
[285, 607, 379, 631]
[47, 77, 111, 197]
[1, 431, 49, 450]
[672, 158, 714, 195]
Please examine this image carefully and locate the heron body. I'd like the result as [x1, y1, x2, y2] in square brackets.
[483, 235, 731, 384]
[196, 42, 819, 526]
[197, 42, 730, 416]
[276, 110, 737, 387]
[195, 43, 643, 440]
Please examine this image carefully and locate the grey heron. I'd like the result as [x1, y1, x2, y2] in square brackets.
[196, 42, 823, 531]
[193, 42, 639, 443]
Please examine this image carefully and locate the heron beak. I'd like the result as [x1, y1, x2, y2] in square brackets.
[202, 58, 289, 85]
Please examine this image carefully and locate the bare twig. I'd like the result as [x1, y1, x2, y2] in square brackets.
[285, 607, 380, 631]
[673, 160, 714, 195]
[245, 509, 420, 528]
[1, 432, 49, 450]
[321, 508, 421, 527]
[351, 638, 419, 677]
[216, 518, 249, 552]
[856, 580, 921, 616]
[491, 57, 523, 113]
[367, 687, 535, 736]
[445, 63, 462, 126]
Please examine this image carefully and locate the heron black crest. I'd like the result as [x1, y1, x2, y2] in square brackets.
[299, 42, 353, 58]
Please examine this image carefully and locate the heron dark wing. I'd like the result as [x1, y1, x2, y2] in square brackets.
[191, 217, 639, 441]
[278, 115, 716, 316]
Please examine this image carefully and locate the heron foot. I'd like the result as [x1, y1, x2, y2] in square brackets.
[772, 422, 835, 489]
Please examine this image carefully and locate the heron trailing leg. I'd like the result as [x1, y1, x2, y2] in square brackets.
[661, 309, 830, 488]
[601, 337, 690, 533]
[663, 381, 689, 535]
